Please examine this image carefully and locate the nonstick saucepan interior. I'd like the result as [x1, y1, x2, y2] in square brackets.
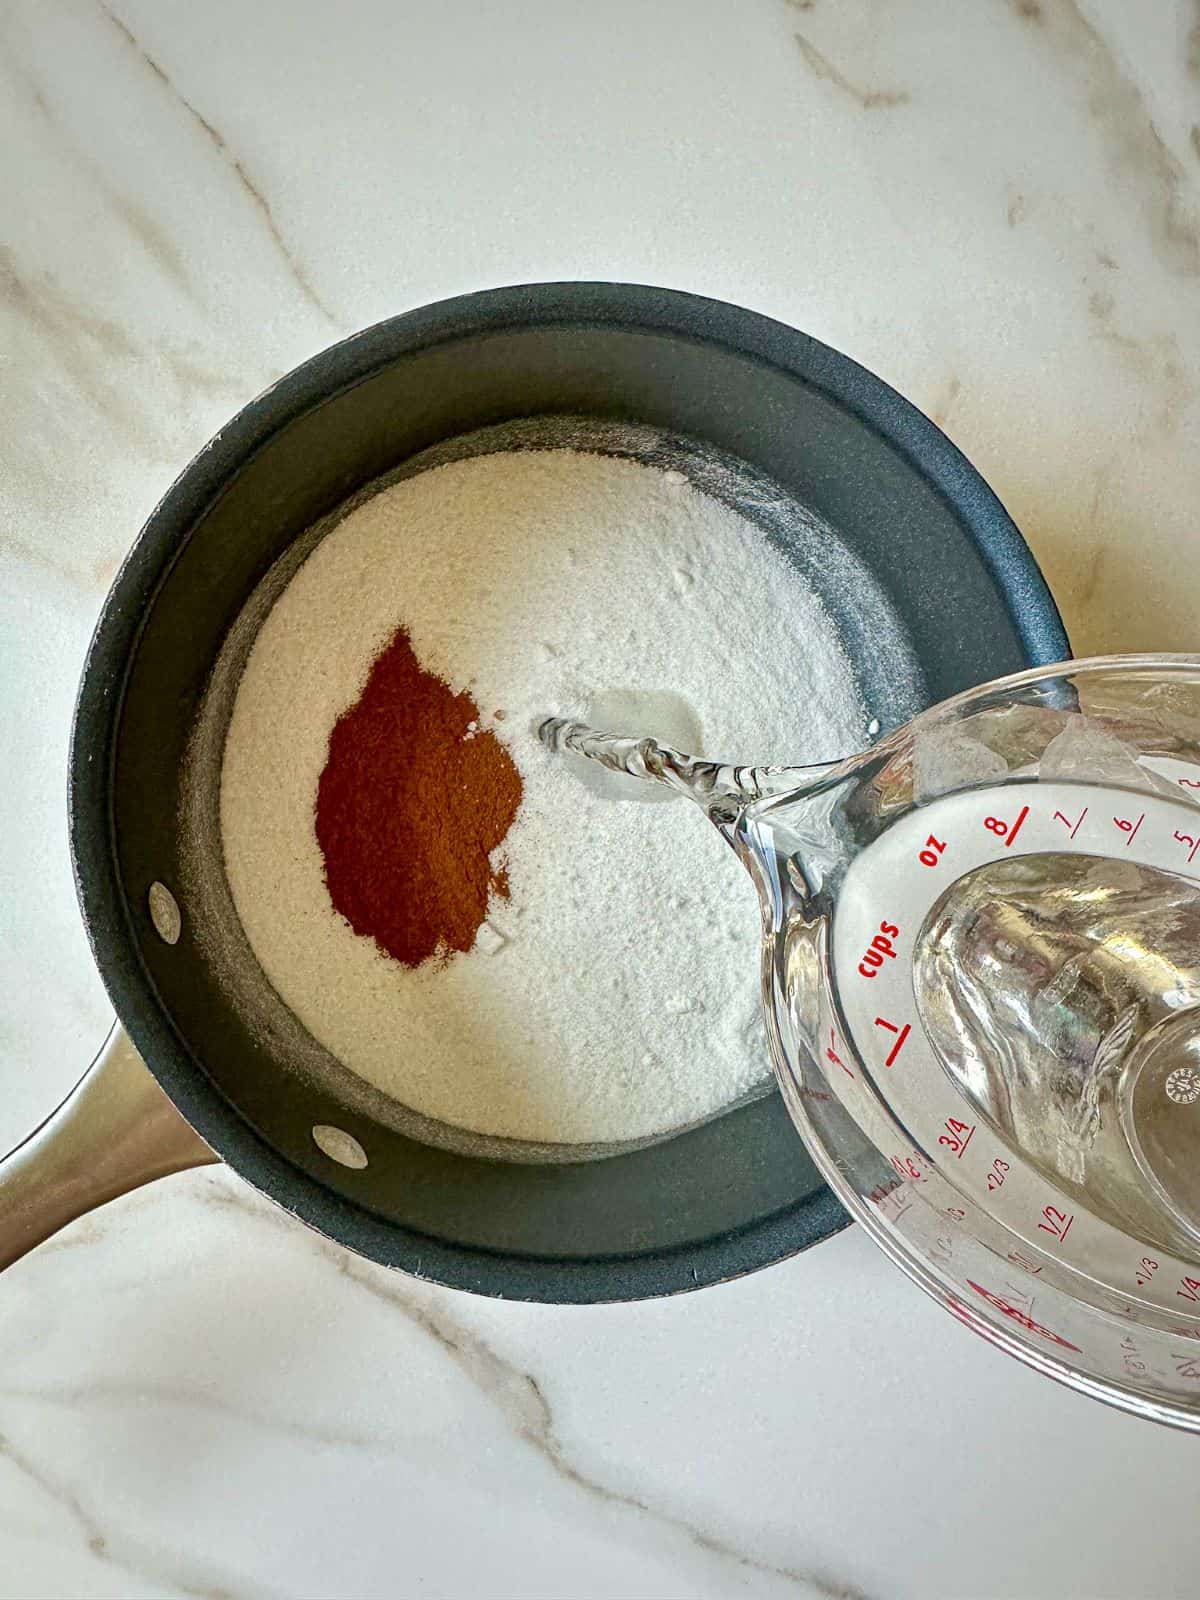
[4, 283, 1068, 1301]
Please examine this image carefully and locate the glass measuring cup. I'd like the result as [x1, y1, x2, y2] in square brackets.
[543, 655, 1200, 1429]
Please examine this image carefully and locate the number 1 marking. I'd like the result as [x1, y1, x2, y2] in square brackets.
[874, 1016, 911, 1067]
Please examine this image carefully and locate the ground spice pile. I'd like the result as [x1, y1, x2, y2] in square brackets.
[315, 625, 522, 966]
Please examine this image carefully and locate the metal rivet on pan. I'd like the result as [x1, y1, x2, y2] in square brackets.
[148, 881, 182, 945]
[312, 1124, 369, 1169]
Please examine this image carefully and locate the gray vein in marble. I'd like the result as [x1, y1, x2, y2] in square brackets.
[7, 50, 194, 299]
[792, 32, 909, 111]
[0, 1427, 268, 1600]
[1006, 187, 1028, 226]
[0, 1380, 394, 1455]
[1010, 0, 1200, 277]
[97, 2, 337, 325]
[1188, 1, 1200, 80]
[199, 1179, 872, 1600]
[0, 247, 153, 455]
[1191, 125, 1200, 162]
[929, 375, 962, 432]
[0, 240, 242, 579]
[1086, 286, 1194, 432]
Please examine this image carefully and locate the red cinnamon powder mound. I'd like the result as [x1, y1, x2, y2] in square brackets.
[315, 626, 522, 967]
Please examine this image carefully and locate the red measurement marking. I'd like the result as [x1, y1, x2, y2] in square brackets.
[1173, 1353, 1200, 1381]
[825, 1029, 853, 1079]
[984, 805, 1029, 847]
[1007, 1249, 1044, 1276]
[1178, 776, 1200, 790]
[1038, 1205, 1075, 1243]
[945, 1206, 967, 1222]
[889, 1154, 925, 1184]
[930, 1235, 954, 1268]
[1053, 806, 1088, 839]
[1005, 804, 1029, 847]
[1136, 1256, 1160, 1288]
[965, 1281, 1080, 1351]
[938, 1117, 976, 1158]
[1120, 1335, 1149, 1378]
[986, 1157, 1010, 1193]
[1177, 1276, 1200, 1304]
[1173, 829, 1200, 864]
[919, 834, 947, 868]
[874, 1017, 911, 1066]
[1113, 812, 1144, 847]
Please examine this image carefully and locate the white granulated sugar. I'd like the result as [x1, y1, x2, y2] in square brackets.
[220, 449, 865, 1146]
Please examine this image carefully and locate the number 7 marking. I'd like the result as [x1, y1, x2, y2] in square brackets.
[1053, 806, 1087, 839]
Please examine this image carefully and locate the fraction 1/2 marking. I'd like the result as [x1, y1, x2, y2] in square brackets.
[1038, 1205, 1075, 1244]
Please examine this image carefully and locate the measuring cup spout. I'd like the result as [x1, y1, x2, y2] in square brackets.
[536, 716, 830, 831]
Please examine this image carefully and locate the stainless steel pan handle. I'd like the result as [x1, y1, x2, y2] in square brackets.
[0, 1024, 216, 1270]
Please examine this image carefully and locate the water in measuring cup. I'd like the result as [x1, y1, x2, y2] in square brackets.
[913, 849, 1200, 1259]
[539, 711, 1200, 1273]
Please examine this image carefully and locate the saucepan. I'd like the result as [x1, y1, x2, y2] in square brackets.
[2, 283, 1068, 1300]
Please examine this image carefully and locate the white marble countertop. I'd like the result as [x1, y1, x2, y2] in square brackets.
[3, 1, 1200, 1595]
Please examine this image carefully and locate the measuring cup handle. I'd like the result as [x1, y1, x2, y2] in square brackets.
[0, 1023, 217, 1272]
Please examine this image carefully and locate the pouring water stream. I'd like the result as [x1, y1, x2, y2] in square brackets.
[537, 660, 1200, 1428]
